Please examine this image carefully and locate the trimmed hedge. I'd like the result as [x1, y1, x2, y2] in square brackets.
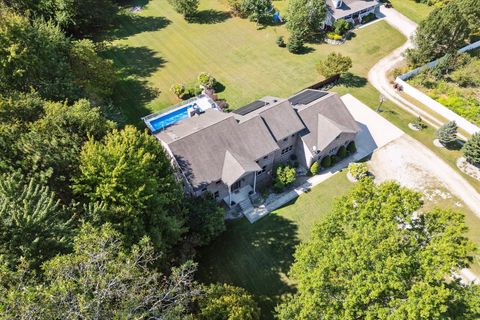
[337, 146, 347, 159]
[347, 141, 356, 154]
[321, 155, 332, 168]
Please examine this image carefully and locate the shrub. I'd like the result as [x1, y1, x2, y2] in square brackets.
[275, 165, 296, 186]
[336, 146, 347, 159]
[462, 132, 480, 166]
[198, 72, 216, 89]
[436, 120, 457, 146]
[310, 161, 319, 176]
[412, 116, 427, 130]
[333, 19, 351, 36]
[170, 83, 185, 98]
[276, 36, 286, 48]
[287, 33, 304, 54]
[347, 141, 356, 154]
[326, 32, 343, 40]
[321, 155, 332, 168]
[316, 53, 352, 78]
[361, 12, 376, 24]
[273, 181, 285, 193]
[348, 162, 369, 180]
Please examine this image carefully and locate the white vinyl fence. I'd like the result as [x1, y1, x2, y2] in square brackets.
[395, 40, 480, 135]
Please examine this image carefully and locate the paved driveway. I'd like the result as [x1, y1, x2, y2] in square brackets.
[342, 94, 404, 157]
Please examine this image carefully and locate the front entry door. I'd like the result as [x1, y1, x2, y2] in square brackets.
[231, 180, 241, 192]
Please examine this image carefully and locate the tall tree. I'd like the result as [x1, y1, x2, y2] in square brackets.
[0, 223, 201, 319]
[69, 39, 117, 105]
[276, 179, 480, 319]
[0, 172, 71, 269]
[406, 1, 470, 66]
[241, 0, 272, 25]
[285, 0, 325, 40]
[73, 126, 186, 252]
[0, 5, 75, 100]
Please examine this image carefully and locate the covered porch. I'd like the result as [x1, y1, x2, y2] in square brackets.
[222, 172, 258, 207]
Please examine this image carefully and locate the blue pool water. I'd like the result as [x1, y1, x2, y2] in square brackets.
[148, 105, 191, 132]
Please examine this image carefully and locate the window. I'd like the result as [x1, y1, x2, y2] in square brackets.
[281, 145, 294, 155]
[283, 137, 288, 142]
[214, 191, 219, 198]
[216, 180, 222, 185]
[263, 155, 268, 160]
[257, 165, 267, 176]
[201, 187, 207, 192]
[231, 180, 241, 191]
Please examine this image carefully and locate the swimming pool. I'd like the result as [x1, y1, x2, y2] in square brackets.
[148, 105, 191, 132]
[143, 95, 217, 132]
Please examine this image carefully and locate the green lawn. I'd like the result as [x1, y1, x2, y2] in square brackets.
[389, 0, 433, 24]
[105, 0, 405, 124]
[197, 171, 354, 319]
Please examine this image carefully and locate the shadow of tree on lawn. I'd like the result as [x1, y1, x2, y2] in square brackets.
[103, 45, 166, 78]
[340, 72, 367, 88]
[197, 214, 299, 319]
[187, 10, 231, 24]
[108, 14, 171, 40]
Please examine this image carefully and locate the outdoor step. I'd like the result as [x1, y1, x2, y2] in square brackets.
[239, 199, 253, 211]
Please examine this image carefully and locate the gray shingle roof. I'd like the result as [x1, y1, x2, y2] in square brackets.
[163, 114, 278, 190]
[154, 90, 358, 190]
[295, 91, 360, 152]
[326, 0, 379, 19]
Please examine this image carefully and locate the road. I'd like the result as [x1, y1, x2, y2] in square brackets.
[368, 6, 448, 131]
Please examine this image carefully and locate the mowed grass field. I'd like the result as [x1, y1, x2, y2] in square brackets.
[197, 171, 354, 319]
[106, 0, 405, 124]
[389, 0, 433, 24]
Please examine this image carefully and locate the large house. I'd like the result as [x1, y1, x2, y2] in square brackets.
[144, 90, 359, 207]
[325, 0, 380, 26]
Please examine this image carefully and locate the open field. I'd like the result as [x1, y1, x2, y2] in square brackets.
[105, 0, 405, 124]
[388, 0, 433, 24]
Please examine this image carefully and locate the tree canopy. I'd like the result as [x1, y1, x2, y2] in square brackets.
[0, 173, 72, 270]
[406, 1, 471, 66]
[276, 179, 480, 319]
[196, 283, 261, 320]
[73, 126, 186, 252]
[285, 0, 325, 40]
[316, 52, 352, 78]
[0, 223, 201, 319]
[462, 132, 480, 166]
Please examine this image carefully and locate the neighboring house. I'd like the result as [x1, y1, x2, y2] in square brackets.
[145, 90, 359, 207]
[325, 0, 380, 26]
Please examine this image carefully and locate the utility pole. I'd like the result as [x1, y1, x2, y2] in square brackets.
[377, 94, 385, 112]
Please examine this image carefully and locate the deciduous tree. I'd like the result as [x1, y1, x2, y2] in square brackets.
[197, 283, 261, 320]
[406, 2, 470, 66]
[285, 0, 325, 40]
[0, 224, 201, 319]
[73, 126, 186, 252]
[276, 180, 480, 319]
[316, 53, 352, 78]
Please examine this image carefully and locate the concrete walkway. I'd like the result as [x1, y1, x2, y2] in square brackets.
[245, 94, 403, 223]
